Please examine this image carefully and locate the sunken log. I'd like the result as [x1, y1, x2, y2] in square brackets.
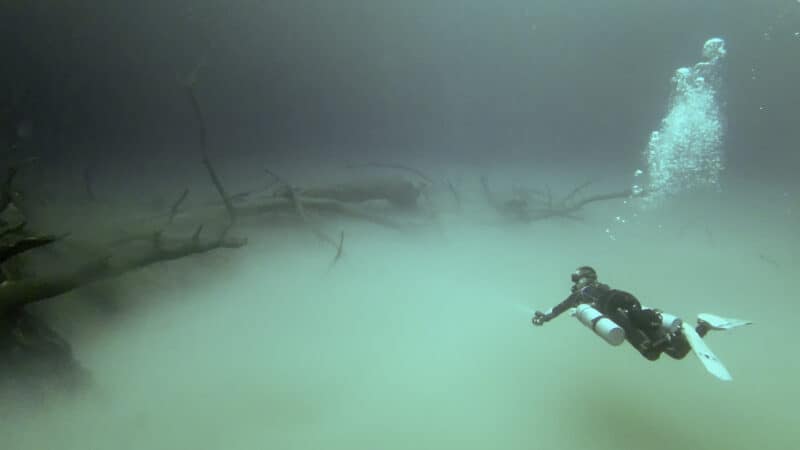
[299, 177, 422, 208]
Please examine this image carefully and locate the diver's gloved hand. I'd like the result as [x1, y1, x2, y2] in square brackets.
[532, 311, 546, 326]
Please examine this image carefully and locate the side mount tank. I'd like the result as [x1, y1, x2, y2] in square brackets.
[574, 304, 626, 346]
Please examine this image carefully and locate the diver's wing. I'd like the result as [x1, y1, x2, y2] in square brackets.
[682, 323, 732, 381]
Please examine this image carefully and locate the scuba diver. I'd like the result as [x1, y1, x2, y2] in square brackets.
[531, 266, 749, 367]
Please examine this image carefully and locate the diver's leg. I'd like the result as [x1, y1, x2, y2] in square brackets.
[608, 309, 661, 360]
[628, 309, 669, 360]
[629, 309, 663, 333]
[662, 332, 692, 359]
[638, 343, 662, 361]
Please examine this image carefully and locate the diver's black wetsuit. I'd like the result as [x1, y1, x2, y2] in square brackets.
[541, 283, 702, 360]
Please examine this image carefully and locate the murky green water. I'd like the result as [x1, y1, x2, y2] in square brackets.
[2, 165, 795, 450]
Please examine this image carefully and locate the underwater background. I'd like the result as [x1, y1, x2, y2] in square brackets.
[1, 1, 799, 449]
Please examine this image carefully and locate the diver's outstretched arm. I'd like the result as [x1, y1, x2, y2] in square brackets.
[532, 293, 579, 325]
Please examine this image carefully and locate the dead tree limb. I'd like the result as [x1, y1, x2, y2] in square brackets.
[187, 83, 236, 224]
[569, 189, 637, 211]
[0, 229, 246, 313]
[0, 234, 59, 264]
[265, 168, 341, 249]
[447, 180, 461, 212]
[327, 231, 344, 271]
[0, 220, 25, 239]
[561, 180, 594, 206]
[525, 189, 635, 221]
[168, 188, 189, 224]
[299, 177, 422, 208]
[201, 155, 236, 224]
[124, 189, 421, 237]
[481, 175, 637, 222]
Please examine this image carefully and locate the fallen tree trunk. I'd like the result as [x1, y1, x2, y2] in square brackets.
[299, 177, 423, 208]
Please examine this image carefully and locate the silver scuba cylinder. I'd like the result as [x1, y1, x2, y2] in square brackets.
[659, 312, 682, 333]
[574, 304, 625, 346]
[641, 305, 683, 333]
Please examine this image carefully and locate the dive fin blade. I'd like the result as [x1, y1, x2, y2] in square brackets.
[697, 313, 752, 330]
[682, 323, 733, 381]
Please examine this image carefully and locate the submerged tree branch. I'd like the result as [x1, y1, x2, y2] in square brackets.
[187, 83, 236, 224]
[481, 175, 637, 222]
[168, 188, 190, 225]
[265, 168, 342, 249]
[0, 229, 246, 313]
[0, 234, 59, 265]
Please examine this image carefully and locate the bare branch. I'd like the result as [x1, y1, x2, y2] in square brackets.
[327, 231, 345, 271]
[447, 180, 461, 212]
[481, 175, 636, 223]
[265, 168, 341, 249]
[0, 235, 58, 264]
[0, 230, 246, 313]
[201, 155, 236, 224]
[561, 180, 594, 206]
[0, 220, 26, 239]
[299, 177, 422, 208]
[186, 84, 236, 224]
[168, 188, 190, 224]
